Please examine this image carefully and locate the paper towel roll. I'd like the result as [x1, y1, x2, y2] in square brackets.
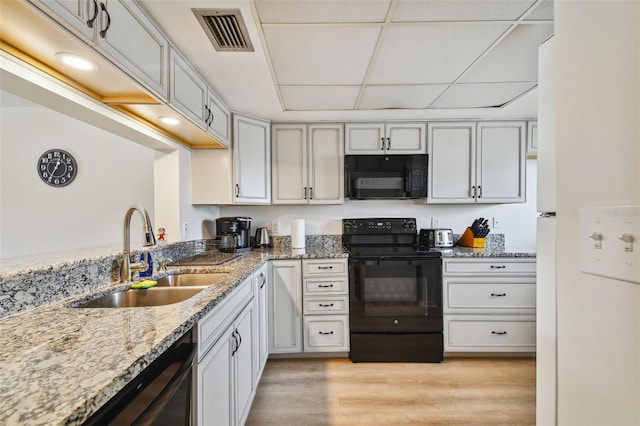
[291, 219, 305, 248]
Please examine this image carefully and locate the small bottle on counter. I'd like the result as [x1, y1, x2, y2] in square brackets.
[139, 252, 153, 277]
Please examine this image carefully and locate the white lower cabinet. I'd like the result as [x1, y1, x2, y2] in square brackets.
[194, 274, 257, 426]
[268, 258, 349, 355]
[442, 258, 536, 354]
[253, 263, 269, 381]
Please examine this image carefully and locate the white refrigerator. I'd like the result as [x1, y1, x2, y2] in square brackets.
[535, 36, 556, 426]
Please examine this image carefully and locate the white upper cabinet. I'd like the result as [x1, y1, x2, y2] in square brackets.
[428, 121, 526, 204]
[32, 0, 170, 100]
[207, 89, 230, 145]
[233, 114, 271, 204]
[272, 124, 344, 204]
[345, 122, 426, 154]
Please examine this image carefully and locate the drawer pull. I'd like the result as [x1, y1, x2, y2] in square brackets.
[490, 265, 507, 269]
[318, 266, 334, 270]
[319, 331, 334, 335]
[318, 284, 334, 288]
[318, 303, 334, 307]
[491, 331, 508, 335]
[490, 293, 507, 297]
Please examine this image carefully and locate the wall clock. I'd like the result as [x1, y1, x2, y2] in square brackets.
[37, 149, 77, 187]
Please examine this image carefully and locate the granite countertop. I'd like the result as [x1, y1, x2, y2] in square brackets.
[437, 245, 536, 258]
[0, 242, 531, 425]
[0, 245, 345, 426]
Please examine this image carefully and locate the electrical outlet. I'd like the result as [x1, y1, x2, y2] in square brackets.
[432, 217, 440, 228]
[492, 217, 501, 229]
[183, 221, 189, 238]
[271, 221, 280, 234]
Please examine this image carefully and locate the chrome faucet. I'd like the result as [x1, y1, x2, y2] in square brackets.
[121, 205, 156, 283]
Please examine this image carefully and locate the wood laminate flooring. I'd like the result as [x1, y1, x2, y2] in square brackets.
[246, 357, 535, 426]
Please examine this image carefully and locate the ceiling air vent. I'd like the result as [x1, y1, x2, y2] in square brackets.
[193, 9, 254, 52]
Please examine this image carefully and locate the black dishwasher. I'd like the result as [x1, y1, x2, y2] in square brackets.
[84, 328, 196, 426]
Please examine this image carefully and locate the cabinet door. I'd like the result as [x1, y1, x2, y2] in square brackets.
[234, 302, 256, 425]
[33, 0, 97, 39]
[170, 48, 207, 126]
[427, 122, 476, 203]
[97, 0, 169, 100]
[477, 122, 526, 203]
[308, 124, 344, 204]
[197, 326, 233, 426]
[344, 123, 385, 154]
[254, 265, 269, 379]
[386, 122, 426, 153]
[268, 260, 303, 353]
[207, 89, 230, 146]
[272, 124, 308, 204]
[233, 114, 271, 204]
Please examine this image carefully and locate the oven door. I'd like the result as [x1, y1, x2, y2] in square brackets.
[349, 256, 442, 333]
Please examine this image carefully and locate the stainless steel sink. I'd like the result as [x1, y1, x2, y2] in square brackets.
[72, 287, 206, 308]
[156, 273, 228, 287]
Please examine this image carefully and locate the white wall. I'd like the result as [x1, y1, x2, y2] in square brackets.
[555, 1, 640, 425]
[218, 159, 538, 249]
[0, 102, 155, 258]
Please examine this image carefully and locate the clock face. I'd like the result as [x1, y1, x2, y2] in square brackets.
[37, 149, 77, 187]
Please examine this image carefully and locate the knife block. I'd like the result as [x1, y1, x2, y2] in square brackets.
[458, 227, 486, 248]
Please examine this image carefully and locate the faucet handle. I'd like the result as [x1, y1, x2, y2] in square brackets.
[158, 257, 173, 272]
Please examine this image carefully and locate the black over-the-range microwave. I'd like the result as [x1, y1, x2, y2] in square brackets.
[345, 154, 427, 200]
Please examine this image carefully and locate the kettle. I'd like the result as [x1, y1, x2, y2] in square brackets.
[254, 227, 272, 248]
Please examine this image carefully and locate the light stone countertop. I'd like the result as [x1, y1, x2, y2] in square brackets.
[0, 242, 533, 425]
[0, 246, 346, 426]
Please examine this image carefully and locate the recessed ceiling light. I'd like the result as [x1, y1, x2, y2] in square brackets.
[159, 116, 181, 126]
[55, 53, 98, 71]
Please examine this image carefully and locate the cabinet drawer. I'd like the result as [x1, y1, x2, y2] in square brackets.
[302, 259, 347, 275]
[444, 259, 536, 275]
[303, 276, 348, 295]
[303, 315, 349, 352]
[444, 278, 536, 314]
[444, 315, 536, 352]
[304, 296, 349, 315]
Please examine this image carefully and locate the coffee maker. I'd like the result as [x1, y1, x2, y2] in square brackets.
[215, 217, 252, 249]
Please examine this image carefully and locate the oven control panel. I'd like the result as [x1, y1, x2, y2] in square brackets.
[343, 218, 417, 234]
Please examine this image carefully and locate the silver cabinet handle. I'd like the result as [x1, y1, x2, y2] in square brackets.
[380, 137, 385, 150]
[318, 284, 334, 288]
[491, 293, 507, 297]
[235, 184, 239, 197]
[319, 331, 334, 335]
[471, 185, 476, 198]
[490, 265, 506, 269]
[87, 0, 98, 27]
[259, 272, 266, 289]
[309, 187, 313, 200]
[318, 266, 333, 270]
[491, 331, 507, 335]
[99, 3, 111, 38]
[386, 137, 391, 150]
[303, 187, 308, 199]
[478, 185, 482, 198]
[318, 303, 334, 307]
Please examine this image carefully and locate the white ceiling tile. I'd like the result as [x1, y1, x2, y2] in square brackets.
[264, 26, 382, 85]
[524, 0, 554, 21]
[430, 83, 536, 108]
[460, 24, 554, 83]
[280, 86, 360, 110]
[359, 85, 449, 109]
[392, 0, 536, 22]
[255, 0, 391, 24]
[368, 23, 510, 84]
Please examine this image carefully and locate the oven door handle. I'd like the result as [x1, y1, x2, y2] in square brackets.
[349, 255, 439, 261]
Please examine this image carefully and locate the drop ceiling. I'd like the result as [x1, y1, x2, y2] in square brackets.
[140, 0, 553, 120]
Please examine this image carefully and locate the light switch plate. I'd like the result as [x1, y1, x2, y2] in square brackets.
[579, 205, 640, 284]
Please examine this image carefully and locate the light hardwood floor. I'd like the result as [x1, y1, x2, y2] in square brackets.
[247, 357, 535, 426]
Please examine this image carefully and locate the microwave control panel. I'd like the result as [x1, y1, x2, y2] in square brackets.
[343, 218, 417, 235]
